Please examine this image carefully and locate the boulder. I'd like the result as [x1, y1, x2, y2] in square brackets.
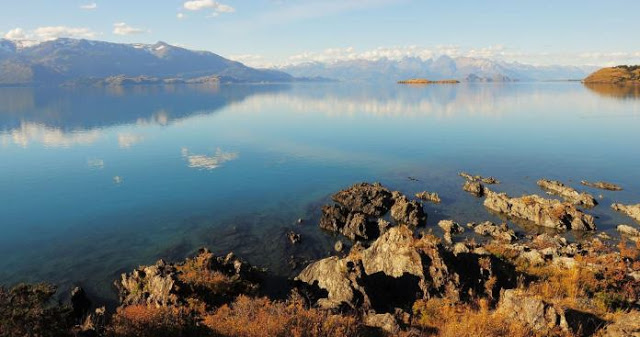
[600, 311, 640, 337]
[580, 180, 623, 191]
[463, 180, 486, 197]
[497, 289, 568, 333]
[438, 220, 464, 243]
[612, 203, 640, 223]
[415, 191, 441, 204]
[537, 179, 597, 208]
[390, 192, 427, 227]
[470, 221, 517, 243]
[287, 231, 301, 244]
[363, 313, 400, 334]
[617, 224, 640, 242]
[332, 182, 394, 217]
[484, 191, 596, 231]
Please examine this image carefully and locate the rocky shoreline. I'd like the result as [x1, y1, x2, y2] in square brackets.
[2, 175, 639, 337]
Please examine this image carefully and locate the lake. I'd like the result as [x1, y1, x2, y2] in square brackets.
[1, 82, 639, 301]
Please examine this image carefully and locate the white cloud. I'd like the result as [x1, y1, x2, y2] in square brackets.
[183, 0, 235, 16]
[2, 122, 101, 148]
[177, 12, 186, 19]
[113, 22, 148, 36]
[4, 26, 96, 41]
[80, 3, 97, 10]
[4, 28, 27, 40]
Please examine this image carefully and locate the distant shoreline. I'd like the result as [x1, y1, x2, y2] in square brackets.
[398, 78, 460, 84]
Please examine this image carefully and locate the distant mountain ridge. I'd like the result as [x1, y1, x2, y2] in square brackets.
[280, 55, 598, 83]
[0, 38, 293, 85]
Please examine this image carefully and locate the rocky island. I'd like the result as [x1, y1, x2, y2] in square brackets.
[2, 175, 640, 337]
[582, 65, 640, 85]
[398, 78, 461, 84]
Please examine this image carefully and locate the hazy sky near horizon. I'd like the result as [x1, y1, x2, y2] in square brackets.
[1, 0, 640, 67]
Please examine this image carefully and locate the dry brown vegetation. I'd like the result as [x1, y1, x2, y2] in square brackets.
[583, 65, 640, 84]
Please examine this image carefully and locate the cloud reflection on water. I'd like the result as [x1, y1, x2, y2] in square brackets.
[182, 147, 239, 170]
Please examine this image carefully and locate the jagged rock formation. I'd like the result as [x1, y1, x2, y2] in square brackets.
[537, 179, 597, 208]
[319, 183, 426, 241]
[617, 225, 640, 242]
[580, 180, 623, 191]
[463, 180, 486, 197]
[115, 248, 261, 308]
[484, 190, 596, 231]
[415, 191, 441, 204]
[459, 172, 500, 184]
[295, 225, 515, 312]
[612, 203, 640, 223]
[438, 220, 464, 244]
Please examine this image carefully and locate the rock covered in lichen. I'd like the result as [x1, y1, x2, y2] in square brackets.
[483, 190, 596, 231]
[469, 221, 517, 243]
[415, 191, 441, 204]
[537, 179, 597, 208]
[612, 203, 640, 223]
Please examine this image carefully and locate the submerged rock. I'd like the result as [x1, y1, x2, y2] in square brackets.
[415, 191, 441, 204]
[463, 180, 486, 197]
[459, 172, 500, 184]
[612, 203, 640, 223]
[469, 221, 517, 243]
[581, 180, 623, 191]
[537, 179, 597, 208]
[287, 231, 301, 244]
[484, 191, 596, 231]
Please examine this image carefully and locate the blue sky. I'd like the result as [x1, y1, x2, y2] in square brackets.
[1, 0, 640, 66]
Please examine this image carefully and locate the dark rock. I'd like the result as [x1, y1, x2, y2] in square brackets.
[287, 231, 301, 244]
[70, 286, 92, 323]
[332, 182, 394, 217]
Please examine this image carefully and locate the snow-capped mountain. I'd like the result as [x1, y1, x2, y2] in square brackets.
[0, 38, 293, 85]
[280, 55, 597, 82]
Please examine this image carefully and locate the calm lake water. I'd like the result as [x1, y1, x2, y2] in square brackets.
[1, 82, 639, 301]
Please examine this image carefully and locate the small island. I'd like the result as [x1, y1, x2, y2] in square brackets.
[582, 65, 640, 85]
[397, 78, 460, 84]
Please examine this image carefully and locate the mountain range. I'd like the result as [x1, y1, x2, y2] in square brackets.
[0, 38, 293, 85]
[280, 55, 598, 82]
[0, 38, 599, 86]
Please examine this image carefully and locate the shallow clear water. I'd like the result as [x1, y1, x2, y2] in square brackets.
[1, 82, 639, 300]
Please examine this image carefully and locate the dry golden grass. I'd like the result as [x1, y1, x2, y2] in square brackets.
[412, 298, 543, 337]
[583, 66, 640, 84]
[108, 304, 201, 337]
[203, 295, 365, 337]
